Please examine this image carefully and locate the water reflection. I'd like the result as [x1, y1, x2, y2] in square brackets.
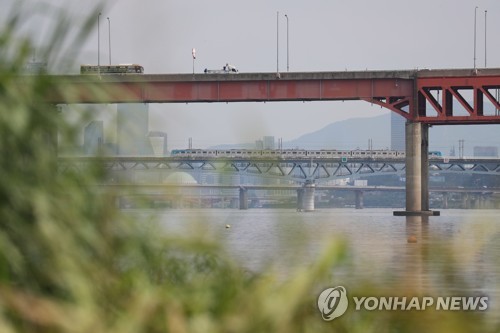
[403, 216, 429, 293]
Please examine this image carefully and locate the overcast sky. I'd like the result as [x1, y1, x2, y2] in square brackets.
[5, 0, 500, 149]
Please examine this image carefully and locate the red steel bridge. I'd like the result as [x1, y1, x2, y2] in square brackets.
[50, 68, 500, 124]
[46, 68, 500, 215]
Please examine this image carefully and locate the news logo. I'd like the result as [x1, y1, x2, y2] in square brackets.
[317, 286, 349, 321]
[317, 286, 488, 321]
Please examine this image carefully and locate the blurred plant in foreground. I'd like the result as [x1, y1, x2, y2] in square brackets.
[0, 1, 498, 333]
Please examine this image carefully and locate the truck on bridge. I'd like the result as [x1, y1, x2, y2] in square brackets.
[204, 63, 238, 74]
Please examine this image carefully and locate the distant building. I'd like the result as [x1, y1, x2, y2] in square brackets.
[24, 60, 47, 74]
[390, 113, 405, 151]
[117, 104, 153, 155]
[263, 136, 275, 150]
[83, 120, 103, 155]
[148, 131, 168, 156]
[255, 140, 264, 150]
[473, 146, 498, 157]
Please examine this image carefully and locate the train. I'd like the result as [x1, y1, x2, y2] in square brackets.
[80, 64, 144, 74]
[170, 149, 443, 159]
[171, 148, 403, 159]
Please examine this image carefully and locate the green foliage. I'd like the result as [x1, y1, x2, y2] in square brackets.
[0, 2, 498, 332]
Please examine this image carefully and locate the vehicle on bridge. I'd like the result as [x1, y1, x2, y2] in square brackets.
[204, 63, 238, 74]
[80, 64, 144, 74]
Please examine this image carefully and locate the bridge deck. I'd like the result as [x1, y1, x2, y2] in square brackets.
[47, 68, 500, 124]
[57, 68, 500, 83]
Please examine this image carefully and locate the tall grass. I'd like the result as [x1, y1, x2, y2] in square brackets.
[0, 2, 498, 332]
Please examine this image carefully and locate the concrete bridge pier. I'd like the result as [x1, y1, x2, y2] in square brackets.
[394, 122, 439, 216]
[461, 193, 469, 209]
[442, 192, 449, 209]
[230, 198, 239, 209]
[297, 188, 304, 211]
[302, 183, 316, 212]
[355, 190, 364, 209]
[239, 188, 248, 210]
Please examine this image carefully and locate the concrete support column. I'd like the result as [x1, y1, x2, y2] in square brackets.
[442, 192, 449, 209]
[420, 123, 429, 211]
[239, 188, 248, 210]
[355, 190, 364, 209]
[394, 122, 438, 216]
[478, 195, 486, 209]
[230, 198, 239, 209]
[470, 196, 478, 209]
[296, 188, 304, 211]
[303, 184, 316, 212]
[406, 122, 422, 212]
[461, 193, 469, 209]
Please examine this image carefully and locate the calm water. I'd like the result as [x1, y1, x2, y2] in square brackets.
[132, 208, 500, 318]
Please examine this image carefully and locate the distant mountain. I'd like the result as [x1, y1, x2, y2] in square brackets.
[284, 114, 390, 150]
[210, 113, 500, 156]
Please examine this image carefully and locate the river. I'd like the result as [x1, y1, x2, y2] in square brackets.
[130, 208, 500, 319]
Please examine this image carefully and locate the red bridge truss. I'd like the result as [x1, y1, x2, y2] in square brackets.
[50, 68, 500, 125]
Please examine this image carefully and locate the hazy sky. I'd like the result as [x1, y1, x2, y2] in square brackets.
[5, 0, 500, 149]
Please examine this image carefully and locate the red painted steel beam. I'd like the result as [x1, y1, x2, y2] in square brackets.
[52, 75, 413, 103]
[416, 71, 500, 124]
[46, 68, 500, 124]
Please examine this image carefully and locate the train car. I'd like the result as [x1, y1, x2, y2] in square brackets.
[429, 151, 442, 157]
[80, 64, 144, 75]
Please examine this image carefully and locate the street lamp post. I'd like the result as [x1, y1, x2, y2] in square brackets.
[107, 17, 111, 65]
[484, 10, 487, 67]
[285, 14, 289, 72]
[192, 48, 196, 74]
[474, 6, 478, 70]
[276, 11, 279, 76]
[98, 12, 101, 75]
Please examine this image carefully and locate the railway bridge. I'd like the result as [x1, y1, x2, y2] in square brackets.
[59, 155, 500, 211]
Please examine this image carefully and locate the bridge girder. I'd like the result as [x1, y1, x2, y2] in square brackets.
[48, 69, 500, 124]
[58, 157, 500, 184]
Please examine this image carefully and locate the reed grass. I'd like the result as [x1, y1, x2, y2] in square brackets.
[0, 2, 498, 332]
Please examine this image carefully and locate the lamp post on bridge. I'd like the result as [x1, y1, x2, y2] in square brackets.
[474, 6, 478, 70]
[192, 48, 196, 74]
[285, 14, 289, 72]
[484, 10, 487, 68]
[276, 11, 280, 77]
[98, 12, 101, 76]
[107, 17, 111, 65]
